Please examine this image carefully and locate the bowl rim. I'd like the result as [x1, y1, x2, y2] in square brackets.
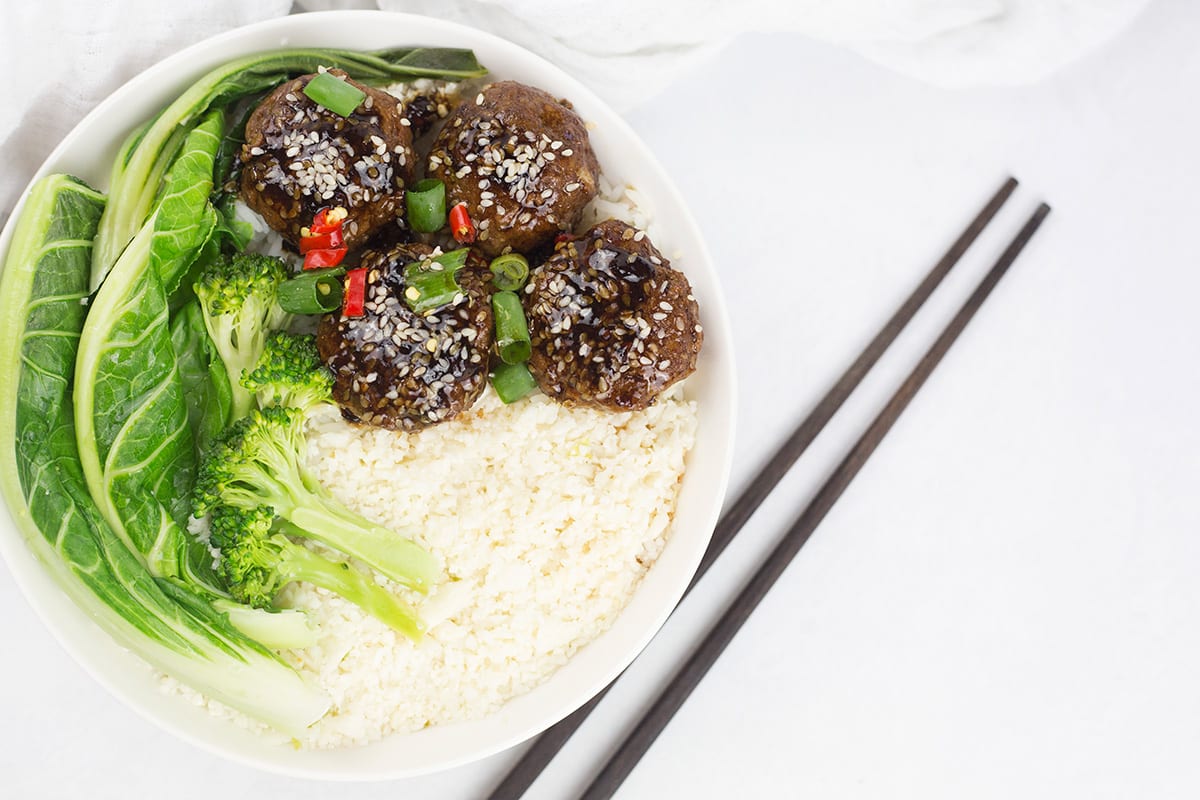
[0, 9, 737, 779]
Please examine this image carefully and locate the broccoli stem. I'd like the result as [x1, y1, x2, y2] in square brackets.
[278, 541, 424, 642]
[230, 312, 265, 419]
[285, 501, 440, 594]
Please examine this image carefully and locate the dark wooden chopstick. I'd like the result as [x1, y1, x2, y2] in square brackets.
[486, 178, 1019, 800]
[578, 201, 1052, 800]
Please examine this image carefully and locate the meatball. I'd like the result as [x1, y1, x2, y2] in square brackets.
[427, 81, 600, 258]
[316, 243, 493, 430]
[239, 70, 416, 248]
[524, 220, 702, 410]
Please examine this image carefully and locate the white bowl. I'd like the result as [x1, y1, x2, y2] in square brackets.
[0, 10, 735, 779]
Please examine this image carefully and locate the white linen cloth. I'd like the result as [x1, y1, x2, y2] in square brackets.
[4, 0, 1148, 219]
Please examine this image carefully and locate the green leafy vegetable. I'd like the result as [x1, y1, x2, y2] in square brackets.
[91, 47, 487, 289]
[171, 300, 233, 459]
[73, 114, 238, 586]
[149, 109, 223, 297]
[73, 218, 199, 579]
[0, 174, 330, 734]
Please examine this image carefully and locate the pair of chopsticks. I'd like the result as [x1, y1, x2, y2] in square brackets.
[489, 178, 1050, 800]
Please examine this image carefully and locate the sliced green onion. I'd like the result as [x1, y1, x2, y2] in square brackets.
[492, 290, 531, 365]
[430, 247, 470, 272]
[407, 178, 446, 233]
[402, 249, 470, 314]
[492, 362, 539, 403]
[303, 71, 366, 117]
[489, 253, 529, 291]
[277, 267, 345, 314]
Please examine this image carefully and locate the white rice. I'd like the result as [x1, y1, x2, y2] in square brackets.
[164, 103, 700, 748]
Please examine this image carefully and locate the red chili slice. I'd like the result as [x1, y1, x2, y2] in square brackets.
[343, 268, 367, 318]
[303, 247, 347, 270]
[299, 228, 344, 253]
[449, 202, 476, 244]
[310, 208, 337, 235]
[310, 206, 348, 235]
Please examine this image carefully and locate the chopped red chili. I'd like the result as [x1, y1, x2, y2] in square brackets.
[449, 202, 476, 244]
[310, 206, 347, 235]
[303, 247, 347, 270]
[342, 268, 367, 317]
[299, 227, 344, 253]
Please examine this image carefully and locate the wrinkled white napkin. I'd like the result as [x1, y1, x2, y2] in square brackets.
[4, 0, 1148, 219]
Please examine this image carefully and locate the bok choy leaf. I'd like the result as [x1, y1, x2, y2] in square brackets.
[74, 113, 226, 583]
[0, 174, 330, 734]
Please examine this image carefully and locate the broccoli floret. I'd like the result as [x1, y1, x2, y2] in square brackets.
[208, 505, 423, 641]
[241, 331, 333, 412]
[194, 405, 439, 593]
[193, 253, 292, 419]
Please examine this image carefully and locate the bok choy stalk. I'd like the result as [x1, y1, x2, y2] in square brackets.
[92, 47, 487, 288]
[0, 174, 330, 734]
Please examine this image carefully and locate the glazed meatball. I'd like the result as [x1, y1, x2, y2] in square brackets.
[524, 220, 702, 410]
[239, 70, 416, 248]
[316, 243, 493, 430]
[427, 81, 600, 257]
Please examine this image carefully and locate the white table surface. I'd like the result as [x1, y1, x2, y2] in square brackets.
[5, 2, 1200, 798]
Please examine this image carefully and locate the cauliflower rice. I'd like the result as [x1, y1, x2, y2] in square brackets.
[166, 385, 696, 748]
